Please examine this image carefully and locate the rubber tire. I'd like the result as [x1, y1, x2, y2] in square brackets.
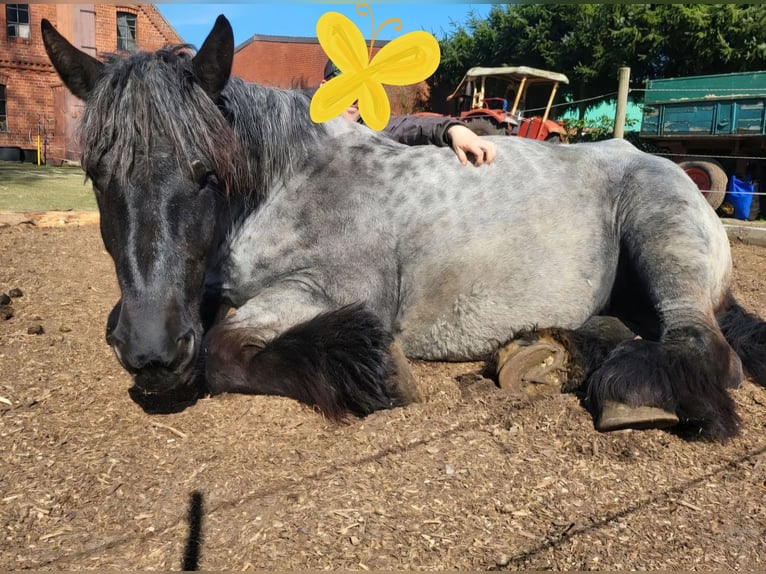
[678, 159, 727, 210]
[463, 117, 507, 136]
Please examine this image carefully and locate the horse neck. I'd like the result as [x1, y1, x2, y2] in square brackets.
[221, 79, 327, 203]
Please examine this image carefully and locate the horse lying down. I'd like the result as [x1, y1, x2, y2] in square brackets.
[42, 15, 766, 440]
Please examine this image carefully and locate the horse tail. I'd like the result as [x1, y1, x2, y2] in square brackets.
[205, 303, 409, 419]
[718, 293, 766, 387]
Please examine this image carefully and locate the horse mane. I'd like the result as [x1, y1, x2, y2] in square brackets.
[218, 78, 328, 201]
[79, 45, 327, 202]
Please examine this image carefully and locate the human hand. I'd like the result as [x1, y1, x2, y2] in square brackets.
[446, 124, 497, 167]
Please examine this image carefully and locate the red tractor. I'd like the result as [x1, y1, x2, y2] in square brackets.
[446, 66, 570, 141]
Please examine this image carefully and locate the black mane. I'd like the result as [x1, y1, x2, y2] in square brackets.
[79, 44, 327, 201]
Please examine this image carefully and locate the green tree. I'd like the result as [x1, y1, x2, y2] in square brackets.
[431, 4, 766, 115]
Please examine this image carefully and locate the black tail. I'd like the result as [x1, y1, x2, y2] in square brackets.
[718, 295, 766, 387]
[205, 303, 407, 419]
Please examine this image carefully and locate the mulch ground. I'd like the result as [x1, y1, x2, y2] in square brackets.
[1, 223, 765, 570]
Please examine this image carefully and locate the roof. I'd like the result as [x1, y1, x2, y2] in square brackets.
[463, 66, 569, 84]
[235, 34, 388, 53]
[447, 66, 569, 101]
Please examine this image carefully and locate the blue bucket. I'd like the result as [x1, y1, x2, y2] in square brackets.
[726, 175, 755, 220]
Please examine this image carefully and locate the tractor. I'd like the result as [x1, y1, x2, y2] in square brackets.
[446, 66, 570, 141]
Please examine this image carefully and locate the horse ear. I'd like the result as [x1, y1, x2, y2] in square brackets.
[192, 15, 234, 102]
[41, 19, 103, 101]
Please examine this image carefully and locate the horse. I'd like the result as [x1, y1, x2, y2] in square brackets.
[42, 15, 766, 441]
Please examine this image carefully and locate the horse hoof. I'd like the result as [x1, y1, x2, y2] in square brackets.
[389, 341, 422, 403]
[597, 400, 679, 432]
[495, 336, 568, 395]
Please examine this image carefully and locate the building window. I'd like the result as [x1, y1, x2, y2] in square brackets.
[0, 85, 7, 133]
[6, 4, 31, 39]
[117, 12, 137, 52]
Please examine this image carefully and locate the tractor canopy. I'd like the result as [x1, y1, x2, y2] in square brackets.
[447, 66, 570, 104]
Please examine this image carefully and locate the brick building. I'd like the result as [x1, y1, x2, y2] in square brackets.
[232, 34, 430, 115]
[0, 4, 181, 164]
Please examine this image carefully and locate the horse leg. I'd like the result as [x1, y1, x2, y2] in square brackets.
[202, 287, 415, 418]
[586, 164, 743, 440]
[587, 321, 742, 438]
[491, 316, 638, 395]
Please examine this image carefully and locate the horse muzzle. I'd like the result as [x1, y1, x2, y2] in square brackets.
[109, 326, 197, 372]
[105, 298, 205, 413]
[128, 367, 204, 414]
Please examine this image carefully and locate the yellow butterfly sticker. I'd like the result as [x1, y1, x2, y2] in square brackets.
[310, 4, 441, 131]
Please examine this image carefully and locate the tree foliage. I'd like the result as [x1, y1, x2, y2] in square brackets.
[432, 4, 766, 114]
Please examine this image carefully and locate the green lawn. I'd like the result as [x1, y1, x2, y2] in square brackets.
[0, 161, 96, 211]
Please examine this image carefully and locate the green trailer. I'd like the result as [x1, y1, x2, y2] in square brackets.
[640, 70, 766, 211]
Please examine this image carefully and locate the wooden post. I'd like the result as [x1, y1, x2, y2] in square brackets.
[541, 82, 559, 124]
[509, 77, 527, 117]
[614, 66, 630, 139]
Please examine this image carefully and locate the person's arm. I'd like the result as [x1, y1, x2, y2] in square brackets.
[384, 115, 496, 166]
[384, 114, 458, 147]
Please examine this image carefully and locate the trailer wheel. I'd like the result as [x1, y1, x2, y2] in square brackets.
[678, 159, 727, 210]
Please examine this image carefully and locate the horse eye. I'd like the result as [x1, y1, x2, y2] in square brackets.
[205, 173, 220, 188]
[191, 160, 210, 186]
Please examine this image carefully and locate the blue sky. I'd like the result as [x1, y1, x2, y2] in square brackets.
[157, 4, 493, 50]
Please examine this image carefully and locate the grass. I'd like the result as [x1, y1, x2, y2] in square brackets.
[0, 161, 96, 212]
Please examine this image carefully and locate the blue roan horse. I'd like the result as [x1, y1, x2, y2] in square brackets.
[43, 16, 766, 440]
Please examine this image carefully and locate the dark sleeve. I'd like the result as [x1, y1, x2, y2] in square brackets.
[383, 115, 463, 147]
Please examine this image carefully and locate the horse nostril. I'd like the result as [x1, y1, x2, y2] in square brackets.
[175, 330, 196, 370]
[109, 336, 128, 370]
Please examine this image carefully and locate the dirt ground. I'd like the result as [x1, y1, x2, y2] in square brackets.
[1, 222, 765, 571]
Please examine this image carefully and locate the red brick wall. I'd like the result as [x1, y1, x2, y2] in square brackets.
[232, 36, 429, 115]
[233, 37, 336, 90]
[0, 4, 57, 158]
[0, 4, 182, 163]
[94, 5, 181, 55]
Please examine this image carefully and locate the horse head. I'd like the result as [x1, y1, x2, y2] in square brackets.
[42, 16, 238, 411]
